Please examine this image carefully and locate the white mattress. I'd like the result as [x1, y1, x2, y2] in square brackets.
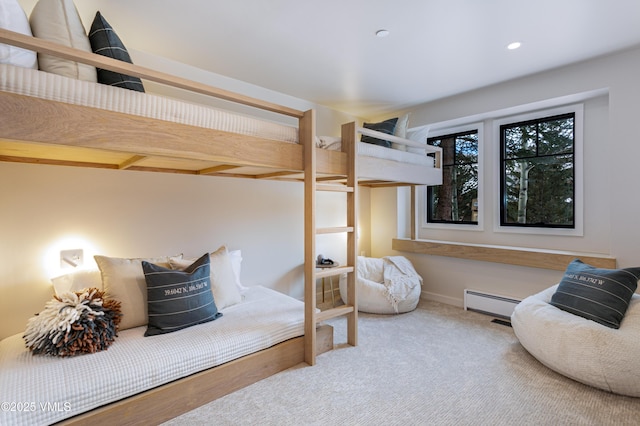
[0, 64, 432, 167]
[0, 64, 299, 144]
[0, 286, 306, 426]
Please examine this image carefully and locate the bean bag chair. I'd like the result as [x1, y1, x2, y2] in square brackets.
[339, 256, 422, 314]
[512, 284, 640, 397]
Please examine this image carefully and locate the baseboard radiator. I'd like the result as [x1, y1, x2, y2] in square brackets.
[463, 289, 521, 319]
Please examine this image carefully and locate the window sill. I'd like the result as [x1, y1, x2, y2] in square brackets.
[392, 238, 616, 271]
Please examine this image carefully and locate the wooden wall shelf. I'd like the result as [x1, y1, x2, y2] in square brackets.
[392, 238, 616, 271]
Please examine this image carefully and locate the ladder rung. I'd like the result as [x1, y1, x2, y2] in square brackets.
[315, 265, 353, 279]
[316, 184, 354, 193]
[316, 226, 354, 234]
[317, 305, 355, 322]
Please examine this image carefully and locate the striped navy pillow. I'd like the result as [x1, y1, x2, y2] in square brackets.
[88, 11, 145, 92]
[550, 259, 640, 329]
[142, 253, 222, 336]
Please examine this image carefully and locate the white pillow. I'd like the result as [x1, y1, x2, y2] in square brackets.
[29, 0, 97, 81]
[391, 113, 410, 151]
[228, 249, 248, 292]
[170, 246, 242, 310]
[94, 254, 180, 330]
[0, 0, 38, 68]
[406, 125, 431, 155]
[51, 268, 102, 295]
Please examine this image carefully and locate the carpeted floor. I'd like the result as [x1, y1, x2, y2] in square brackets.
[162, 300, 640, 425]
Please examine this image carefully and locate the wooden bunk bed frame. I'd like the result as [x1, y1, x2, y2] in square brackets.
[0, 28, 441, 425]
[0, 29, 442, 188]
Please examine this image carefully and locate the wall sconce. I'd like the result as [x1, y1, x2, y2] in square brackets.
[60, 249, 83, 268]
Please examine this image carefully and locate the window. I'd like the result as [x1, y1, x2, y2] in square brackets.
[427, 129, 479, 225]
[500, 113, 575, 228]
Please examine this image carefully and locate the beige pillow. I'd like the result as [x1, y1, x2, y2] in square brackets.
[29, 0, 97, 81]
[95, 254, 180, 330]
[170, 246, 242, 310]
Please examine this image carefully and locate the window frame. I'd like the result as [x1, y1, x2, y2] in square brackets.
[493, 104, 584, 236]
[421, 123, 484, 231]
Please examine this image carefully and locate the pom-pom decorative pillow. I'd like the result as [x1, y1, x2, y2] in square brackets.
[23, 288, 122, 357]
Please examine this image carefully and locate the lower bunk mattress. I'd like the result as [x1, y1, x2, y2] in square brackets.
[0, 286, 306, 426]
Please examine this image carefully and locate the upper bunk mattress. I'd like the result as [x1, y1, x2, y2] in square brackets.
[0, 63, 299, 144]
[0, 64, 433, 168]
[0, 286, 305, 426]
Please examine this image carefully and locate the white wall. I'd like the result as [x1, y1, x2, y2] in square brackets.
[371, 46, 640, 307]
[0, 164, 296, 336]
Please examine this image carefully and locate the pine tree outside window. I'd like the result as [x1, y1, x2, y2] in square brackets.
[427, 130, 479, 225]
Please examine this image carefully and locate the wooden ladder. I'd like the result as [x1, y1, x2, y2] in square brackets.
[303, 113, 358, 366]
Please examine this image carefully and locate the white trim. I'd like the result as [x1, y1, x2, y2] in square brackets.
[492, 103, 584, 236]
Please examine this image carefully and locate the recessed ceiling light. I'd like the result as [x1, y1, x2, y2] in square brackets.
[507, 41, 522, 50]
[375, 29, 390, 38]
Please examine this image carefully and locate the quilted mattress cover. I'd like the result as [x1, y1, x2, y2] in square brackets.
[0, 64, 433, 167]
[0, 286, 306, 426]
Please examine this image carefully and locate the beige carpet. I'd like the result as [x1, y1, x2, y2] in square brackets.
[162, 300, 640, 425]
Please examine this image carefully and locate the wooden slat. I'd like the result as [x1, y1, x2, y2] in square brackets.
[198, 164, 241, 175]
[392, 238, 617, 271]
[316, 226, 354, 234]
[255, 170, 300, 179]
[119, 155, 146, 170]
[316, 266, 354, 279]
[0, 28, 304, 119]
[0, 154, 119, 170]
[316, 175, 347, 182]
[359, 181, 413, 188]
[317, 184, 353, 192]
[317, 305, 355, 323]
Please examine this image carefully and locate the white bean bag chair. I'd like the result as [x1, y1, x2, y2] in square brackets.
[339, 256, 422, 314]
[512, 284, 640, 397]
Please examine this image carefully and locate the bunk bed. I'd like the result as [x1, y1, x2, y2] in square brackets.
[0, 26, 442, 425]
[0, 30, 441, 188]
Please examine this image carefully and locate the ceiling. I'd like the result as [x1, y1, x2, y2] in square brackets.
[21, 0, 640, 118]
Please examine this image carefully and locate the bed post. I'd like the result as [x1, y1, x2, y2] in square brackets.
[302, 109, 318, 365]
[343, 122, 358, 346]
